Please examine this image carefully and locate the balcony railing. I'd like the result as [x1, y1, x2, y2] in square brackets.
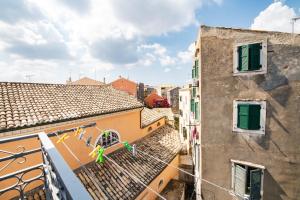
[0, 132, 92, 200]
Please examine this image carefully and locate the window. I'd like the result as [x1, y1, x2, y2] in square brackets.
[191, 99, 195, 113]
[233, 41, 267, 75]
[195, 102, 199, 120]
[158, 179, 164, 189]
[180, 96, 182, 102]
[95, 130, 120, 148]
[157, 122, 161, 127]
[192, 87, 196, 98]
[232, 161, 264, 200]
[148, 126, 152, 132]
[192, 67, 195, 78]
[233, 100, 266, 134]
[183, 127, 187, 140]
[179, 109, 183, 116]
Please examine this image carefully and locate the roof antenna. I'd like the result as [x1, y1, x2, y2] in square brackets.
[25, 74, 34, 82]
[292, 16, 300, 34]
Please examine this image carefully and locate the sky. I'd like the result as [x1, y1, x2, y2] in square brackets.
[0, 0, 299, 86]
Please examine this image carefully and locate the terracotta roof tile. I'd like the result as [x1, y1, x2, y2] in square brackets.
[68, 77, 105, 86]
[75, 125, 181, 200]
[0, 82, 143, 132]
[141, 108, 164, 127]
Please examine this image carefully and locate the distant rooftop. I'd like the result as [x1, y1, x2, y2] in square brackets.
[141, 107, 165, 127]
[68, 77, 105, 86]
[0, 82, 143, 132]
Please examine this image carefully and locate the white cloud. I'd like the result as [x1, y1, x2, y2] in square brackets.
[0, 0, 222, 83]
[251, 1, 300, 33]
[164, 67, 171, 72]
[177, 42, 195, 64]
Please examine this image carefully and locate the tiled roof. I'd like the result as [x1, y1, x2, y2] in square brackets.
[153, 108, 174, 121]
[68, 77, 105, 86]
[141, 108, 165, 127]
[75, 125, 181, 200]
[0, 82, 143, 132]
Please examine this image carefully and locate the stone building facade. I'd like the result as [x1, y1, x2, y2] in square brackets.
[196, 26, 300, 200]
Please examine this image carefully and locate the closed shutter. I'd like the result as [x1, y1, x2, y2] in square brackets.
[238, 45, 249, 71]
[195, 102, 199, 120]
[249, 105, 261, 130]
[193, 88, 196, 97]
[238, 104, 250, 129]
[234, 164, 246, 197]
[250, 169, 262, 200]
[249, 43, 262, 71]
[192, 68, 195, 78]
[195, 66, 199, 78]
[191, 99, 195, 113]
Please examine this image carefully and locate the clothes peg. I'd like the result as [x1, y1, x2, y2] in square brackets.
[78, 129, 86, 140]
[96, 148, 105, 164]
[89, 145, 101, 158]
[123, 141, 133, 151]
[86, 136, 92, 146]
[74, 127, 83, 136]
[132, 144, 136, 157]
[57, 133, 70, 143]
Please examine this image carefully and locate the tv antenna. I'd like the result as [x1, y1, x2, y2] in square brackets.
[25, 74, 34, 82]
[292, 17, 300, 34]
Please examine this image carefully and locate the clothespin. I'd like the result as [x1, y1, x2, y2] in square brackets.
[123, 141, 133, 151]
[78, 129, 86, 140]
[132, 144, 136, 157]
[103, 130, 110, 138]
[57, 133, 70, 144]
[86, 136, 92, 146]
[74, 127, 83, 136]
[89, 145, 101, 158]
[96, 148, 105, 164]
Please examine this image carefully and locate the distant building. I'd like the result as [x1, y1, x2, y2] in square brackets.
[111, 76, 137, 96]
[137, 82, 145, 102]
[167, 87, 180, 114]
[179, 85, 192, 152]
[144, 85, 156, 97]
[156, 84, 174, 98]
[67, 77, 105, 86]
[144, 91, 169, 108]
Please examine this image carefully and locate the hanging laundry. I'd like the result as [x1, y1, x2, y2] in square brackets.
[78, 129, 86, 140]
[132, 144, 136, 157]
[96, 148, 105, 164]
[86, 136, 92, 146]
[74, 127, 83, 136]
[57, 133, 70, 143]
[192, 127, 199, 140]
[89, 145, 101, 158]
[123, 141, 133, 151]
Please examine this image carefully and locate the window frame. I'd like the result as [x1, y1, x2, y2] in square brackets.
[233, 40, 267, 76]
[233, 100, 266, 135]
[231, 159, 265, 200]
[94, 129, 121, 149]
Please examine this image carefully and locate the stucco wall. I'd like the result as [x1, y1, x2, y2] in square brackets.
[0, 108, 167, 199]
[136, 155, 179, 200]
[199, 26, 300, 200]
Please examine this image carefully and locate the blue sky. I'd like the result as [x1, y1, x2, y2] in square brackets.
[0, 0, 299, 86]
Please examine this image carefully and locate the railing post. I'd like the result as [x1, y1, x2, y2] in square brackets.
[38, 132, 92, 200]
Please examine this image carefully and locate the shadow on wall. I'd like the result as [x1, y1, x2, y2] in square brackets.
[263, 170, 286, 200]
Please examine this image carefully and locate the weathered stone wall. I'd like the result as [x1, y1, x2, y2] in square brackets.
[200, 26, 300, 200]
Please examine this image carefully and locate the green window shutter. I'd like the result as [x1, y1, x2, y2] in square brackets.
[191, 99, 195, 113]
[195, 60, 198, 67]
[234, 165, 246, 197]
[250, 169, 262, 200]
[238, 45, 249, 71]
[193, 88, 196, 97]
[238, 104, 250, 129]
[195, 66, 199, 78]
[249, 43, 262, 71]
[238, 104, 261, 130]
[195, 102, 199, 120]
[192, 68, 195, 78]
[249, 105, 261, 130]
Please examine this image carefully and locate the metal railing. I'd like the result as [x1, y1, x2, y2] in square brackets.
[0, 132, 92, 200]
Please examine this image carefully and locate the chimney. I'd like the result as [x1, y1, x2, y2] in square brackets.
[103, 77, 106, 84]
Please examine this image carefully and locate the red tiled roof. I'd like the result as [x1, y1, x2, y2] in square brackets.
[111, 78, 137, 96]
[75, 125, 181, 200]
[0, 82, 143, 132]
[68, 77, 105, 86]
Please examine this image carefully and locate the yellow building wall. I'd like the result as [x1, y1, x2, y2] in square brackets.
[0, 108, 169, 199]
[136, 155, 179, 200]
[141, 117, 165, 136]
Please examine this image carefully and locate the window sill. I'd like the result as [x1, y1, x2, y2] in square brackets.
[233, 69, 266, 76]
[232, 127, 265, 135]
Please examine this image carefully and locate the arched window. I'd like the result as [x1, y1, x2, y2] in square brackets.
[157, 122, 161, 127]
[148, 126, 152, 132]
[95, 130, 120, 148]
